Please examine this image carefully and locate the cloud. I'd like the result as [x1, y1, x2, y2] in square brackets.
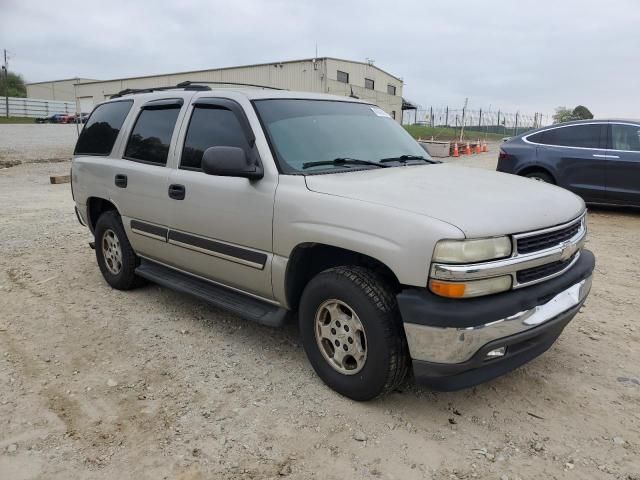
[1, 0, 638, 117]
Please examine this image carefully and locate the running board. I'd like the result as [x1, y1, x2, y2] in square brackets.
[135, 260, 287, 328]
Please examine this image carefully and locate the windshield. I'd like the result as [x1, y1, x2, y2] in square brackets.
[253, 99, 429, 173]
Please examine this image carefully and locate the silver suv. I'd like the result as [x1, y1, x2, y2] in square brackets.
[71, 83, 595, 400]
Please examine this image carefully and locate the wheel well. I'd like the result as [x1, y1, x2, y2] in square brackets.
[86, 197, 117, 233]
[518, 166, 555, 183]
[284, 244, 400, 310]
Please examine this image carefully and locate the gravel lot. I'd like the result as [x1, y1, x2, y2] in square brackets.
[0, 129, 639, 480]
[0, 124, 78, 167]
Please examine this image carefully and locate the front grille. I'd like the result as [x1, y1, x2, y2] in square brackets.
[516, 255, 576, 284]
[516, 219, 582, 254]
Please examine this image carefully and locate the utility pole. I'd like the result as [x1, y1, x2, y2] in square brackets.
[3, 49, 8, 118]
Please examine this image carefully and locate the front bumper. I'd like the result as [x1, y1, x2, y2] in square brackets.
[397, 249, 595, 390]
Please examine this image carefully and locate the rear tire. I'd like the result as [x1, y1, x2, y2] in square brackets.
[299, 266, 409, 401]
[524, 171, 554, 184]
[94, 210, 145, 290]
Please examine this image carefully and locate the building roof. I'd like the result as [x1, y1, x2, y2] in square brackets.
[26, 77, 98, 85]
[74, 57, 403, 86]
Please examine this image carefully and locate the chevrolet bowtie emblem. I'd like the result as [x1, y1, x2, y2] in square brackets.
[560, 241, 578, 261]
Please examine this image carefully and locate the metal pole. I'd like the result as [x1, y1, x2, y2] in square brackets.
[478, 108, 482, 130]
[445, 106, 449, 127]
[430, 106, 433, 127]
[3, 49, 8, 118]
[459, 98, 468, 142]
[515, 112, 519, 136]
[497, 110, 501, 135]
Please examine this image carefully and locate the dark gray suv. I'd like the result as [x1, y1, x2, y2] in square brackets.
[497, 120, 640, 206]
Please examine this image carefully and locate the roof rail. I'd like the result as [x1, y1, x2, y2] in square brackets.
[175, 81, 284, 91]
[110, 80, 283, 99]
[110, 84, 211, 99]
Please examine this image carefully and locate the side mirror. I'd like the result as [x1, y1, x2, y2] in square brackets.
[201, 146, 263, 180]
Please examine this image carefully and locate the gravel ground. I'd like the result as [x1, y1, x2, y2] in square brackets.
[0, 124, 79, 167]
[0, 142, 639, 479]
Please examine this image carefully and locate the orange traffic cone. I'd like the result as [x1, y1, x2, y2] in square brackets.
[475, 140, 482, 154]
[482, 141, 488, 153]
[452, 143, 459, 157]
[464, 142, 471, 155]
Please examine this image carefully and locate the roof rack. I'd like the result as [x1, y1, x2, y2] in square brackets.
[110, 80, 283, 99]
[176, 81, 283, 91]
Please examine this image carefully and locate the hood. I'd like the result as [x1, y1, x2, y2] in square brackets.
[305, 164, 585, 237]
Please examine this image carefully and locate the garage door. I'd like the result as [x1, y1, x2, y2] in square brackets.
[78, 97, 94, 114]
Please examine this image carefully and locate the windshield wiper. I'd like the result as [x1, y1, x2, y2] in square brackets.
[379, 154, 437, 164]
[302, 157, 389, 170]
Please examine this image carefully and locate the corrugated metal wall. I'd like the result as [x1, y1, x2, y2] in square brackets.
[26, 79, 95, 102]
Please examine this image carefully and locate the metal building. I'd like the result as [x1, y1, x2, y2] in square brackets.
[25, 78, 97, 102]
[72, 58, 404, 121]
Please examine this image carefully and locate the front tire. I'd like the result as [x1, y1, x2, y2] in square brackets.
[299, 266, 409, 401]
[94, 210, 144, 290]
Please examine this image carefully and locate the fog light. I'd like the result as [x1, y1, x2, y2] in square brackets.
[486, 347, 506, 359]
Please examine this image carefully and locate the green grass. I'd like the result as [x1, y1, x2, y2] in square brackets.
[404, 124, 506, 142]
[0, 116, 36, 124]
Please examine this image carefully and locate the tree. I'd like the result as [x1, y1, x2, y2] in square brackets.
[553, 106, 574, 124]
[0, 70, 27, 98]
[572, 105, 593, 120]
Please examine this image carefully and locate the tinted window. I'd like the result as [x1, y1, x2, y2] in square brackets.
[337, 70, 349, 83]
[611, 124, 640, 151]
[180, 107, 251, 170]
[124, 107, 181, 165]
[74, 100, 133, 155]
[365, 78, 374, 90]
[542, 124, 601, 148]
[527, 131, 546, 143]
[387, 84, 396, 95]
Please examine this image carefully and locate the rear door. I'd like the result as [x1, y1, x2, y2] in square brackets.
[108, 96, 190, 263]
[605, 122, 640, 206]
[535, 123, 608, 202]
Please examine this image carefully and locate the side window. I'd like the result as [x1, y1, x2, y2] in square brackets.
[611, 124, 640, 152]
[526, 131, 547, 143]
[74, 100, 133, 155]
[387, 84, 396, 95]
[545, 124, 601, 148]
[124, 105, 181, 165]
[180, 107, 251, 170]
[364, 78, 374, 90]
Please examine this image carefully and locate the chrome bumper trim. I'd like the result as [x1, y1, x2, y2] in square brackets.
[403, 275, 592, 364]
[430, 216, 586, 289]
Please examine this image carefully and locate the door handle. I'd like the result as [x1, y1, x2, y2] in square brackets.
[168, 184, 186, 200]
[114, 174, 127, 188]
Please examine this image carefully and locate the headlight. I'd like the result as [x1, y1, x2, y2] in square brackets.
[429, 275, 512, 298]
[433, 237, 512, 264]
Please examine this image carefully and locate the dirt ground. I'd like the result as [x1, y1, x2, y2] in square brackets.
[1, 142, 639, 479]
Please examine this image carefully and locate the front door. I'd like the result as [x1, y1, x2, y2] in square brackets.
[605, 122, 640, 206]
[164, 98, 277, 299]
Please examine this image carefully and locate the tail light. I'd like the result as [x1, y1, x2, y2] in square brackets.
[498, 150, 513, 161]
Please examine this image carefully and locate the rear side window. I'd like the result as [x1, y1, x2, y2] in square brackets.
[74, 100, 133, 155]
[124, 106, 181, 165]
[611, 124, 640, 151]
[541, 124, 602, 148]
[180, 107, 251, 170]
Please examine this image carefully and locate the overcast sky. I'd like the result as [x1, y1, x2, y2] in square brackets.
[1, 0, 638, 119]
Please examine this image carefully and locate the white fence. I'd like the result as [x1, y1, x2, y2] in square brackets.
[0, 97, 77, 118]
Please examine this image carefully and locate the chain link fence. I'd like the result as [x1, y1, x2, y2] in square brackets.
[403, 107, 551, 137]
